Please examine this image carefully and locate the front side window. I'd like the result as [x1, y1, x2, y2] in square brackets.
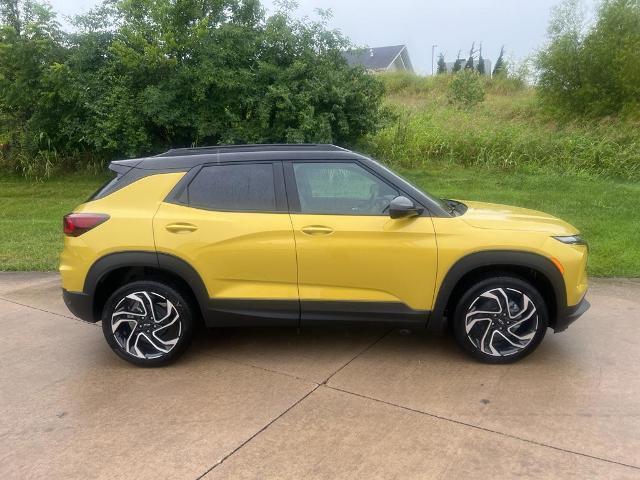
[293, 162, 398, 215]
[188, 163, 276, 212]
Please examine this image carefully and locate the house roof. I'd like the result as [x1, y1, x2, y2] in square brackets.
[342, 45, 408, 70]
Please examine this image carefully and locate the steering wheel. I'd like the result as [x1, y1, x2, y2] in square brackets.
[368, 185, 396, 214]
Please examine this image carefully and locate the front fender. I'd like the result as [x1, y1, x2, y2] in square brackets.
[428, 250, 567, 332]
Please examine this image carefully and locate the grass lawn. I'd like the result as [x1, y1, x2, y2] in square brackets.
[0, 167, 638, 276]
[0, 174, 107, 271]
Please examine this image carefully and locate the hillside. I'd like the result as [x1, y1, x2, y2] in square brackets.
[364, 73, 640, 180]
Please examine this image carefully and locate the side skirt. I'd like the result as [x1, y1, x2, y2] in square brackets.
[301, 301, 429, 328]
[203, 299, 430, 328]
[205, 299, 299, 327]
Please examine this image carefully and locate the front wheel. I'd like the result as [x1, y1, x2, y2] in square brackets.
[452, 276, 548, 364]
[101, 281, 194, 367]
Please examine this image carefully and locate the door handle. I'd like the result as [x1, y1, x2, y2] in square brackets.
[301, 225, 334, 236]
[165, 223, 198, 233]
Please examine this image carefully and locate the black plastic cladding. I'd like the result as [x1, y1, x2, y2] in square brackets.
[103, 145, 453, 217]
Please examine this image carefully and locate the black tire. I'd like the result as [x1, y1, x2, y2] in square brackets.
[101, 280, 194, 367]
[452, 276, 548, 364]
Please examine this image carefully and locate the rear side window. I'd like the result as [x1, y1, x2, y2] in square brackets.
[87, 162, 144, 201]
[188, 163, 276, 212]
[88, 173, 122, 201]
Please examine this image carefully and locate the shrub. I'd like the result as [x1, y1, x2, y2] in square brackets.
[448, 70, 485, 107]
[537, 0, 640, 118]
[0, 0, 386, 177]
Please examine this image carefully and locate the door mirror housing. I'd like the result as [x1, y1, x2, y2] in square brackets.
[389, 196, 423, 219]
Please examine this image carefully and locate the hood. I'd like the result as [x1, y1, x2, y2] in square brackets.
[459, 201, 578, 235]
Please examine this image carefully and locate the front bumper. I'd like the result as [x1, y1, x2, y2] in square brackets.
[554, 297, 590, 332]
[62, 289, 97, 323]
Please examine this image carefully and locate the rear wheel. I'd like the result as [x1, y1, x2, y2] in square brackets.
[452, 276, 548, 364]
[101, 280, 194, 367]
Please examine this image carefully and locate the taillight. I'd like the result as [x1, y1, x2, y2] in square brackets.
[63, 213, 110, 237]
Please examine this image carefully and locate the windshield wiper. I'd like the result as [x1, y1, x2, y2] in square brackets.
[444, 199, 466, 216]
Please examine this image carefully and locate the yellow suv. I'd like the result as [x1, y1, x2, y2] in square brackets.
[60, 144, 589, 366]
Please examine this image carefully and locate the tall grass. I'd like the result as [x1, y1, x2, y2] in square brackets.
[364, 72, 640, 180]
[0, 129, 104, 181]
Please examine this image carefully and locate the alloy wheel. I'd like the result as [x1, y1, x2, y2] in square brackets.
[464, 287, 538, 357]
[110, 291, 182, 359]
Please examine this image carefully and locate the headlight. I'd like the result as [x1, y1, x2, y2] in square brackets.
[553, 235, 587, 246]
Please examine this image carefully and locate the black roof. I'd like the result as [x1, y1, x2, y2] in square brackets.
[342, 45, 407, 70]
[111, 144, 353, 171]
[107, 143, 451, 217]
[156, 143, 346, 157]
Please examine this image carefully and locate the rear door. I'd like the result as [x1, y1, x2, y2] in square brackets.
[285, 160, 438, 324]
[153, 161, 299, 325]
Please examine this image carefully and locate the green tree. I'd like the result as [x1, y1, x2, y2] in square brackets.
[0, 0, 386, 176]
[0, 0, 67, 174]
[537, 0, 640, 117]
[0, 0, 20, 34]
[477, 43, 485, 75]
[453, 50, 463, 72]
[493, 45, 506, 76]
[437, 52, 447, 74]
[464, 42, 475, 70]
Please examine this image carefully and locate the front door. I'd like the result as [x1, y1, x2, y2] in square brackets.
[153, 161, 299, 325]
[286, 161, 438, 324]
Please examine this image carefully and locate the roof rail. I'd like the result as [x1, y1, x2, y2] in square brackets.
[156, 144, 346, 157]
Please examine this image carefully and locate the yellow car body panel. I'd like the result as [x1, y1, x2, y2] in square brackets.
[60, 179, 588, 311]
[289, 214, 437, 311]
[460, 201, 577, 234]
[59, 173, 185, 293]
[432, 201, 588, 309]
[153, 202, 298, 301]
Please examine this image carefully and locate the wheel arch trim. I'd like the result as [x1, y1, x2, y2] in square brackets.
[83, 251, 209, 320]
[428, 250, 567, 331]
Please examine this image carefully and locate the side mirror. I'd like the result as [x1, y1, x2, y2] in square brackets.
[389, 196, 423, 219]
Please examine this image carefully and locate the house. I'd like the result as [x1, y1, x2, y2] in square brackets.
[445, 59, 492, 75]
[342, 45, 414, 73]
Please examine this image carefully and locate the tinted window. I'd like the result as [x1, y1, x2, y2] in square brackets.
[88, 172, 121, 201]
[188, 163, 276, 211]
[293, 162, 398, 215]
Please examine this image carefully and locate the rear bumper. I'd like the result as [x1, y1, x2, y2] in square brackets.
[62, 289, 97, 323]
[554, 297, 590, 332]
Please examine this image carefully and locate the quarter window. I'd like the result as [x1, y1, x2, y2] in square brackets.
[188, 163, 276, 211]
[293, 162, 399, 215]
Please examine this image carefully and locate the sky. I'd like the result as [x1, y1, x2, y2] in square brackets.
[48, 0, 591, 75]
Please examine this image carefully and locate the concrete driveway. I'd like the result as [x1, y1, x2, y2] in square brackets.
[0, 273, 639, 479]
